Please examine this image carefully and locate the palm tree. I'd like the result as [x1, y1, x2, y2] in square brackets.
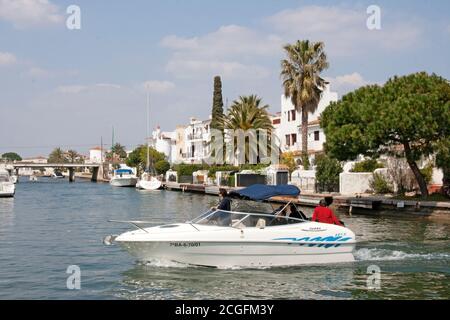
[48, 147, 66, 163]
[281, 40, 329, 168]
[219, 95, 274, 164]
[67, 150, 80, 164]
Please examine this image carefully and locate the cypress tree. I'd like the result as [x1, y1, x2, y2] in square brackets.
[211, 76, 224, 129]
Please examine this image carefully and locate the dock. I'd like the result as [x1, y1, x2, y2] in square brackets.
[162, 182, 450, 220]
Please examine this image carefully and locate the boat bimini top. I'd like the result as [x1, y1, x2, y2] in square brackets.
[229, 184, 300, 201]
[115, 169, 133, 174]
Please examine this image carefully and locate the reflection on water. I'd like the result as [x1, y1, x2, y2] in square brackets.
[0, 198, 15, 237]
[0, 177, 448, 299]
[117, 262, 356, 300]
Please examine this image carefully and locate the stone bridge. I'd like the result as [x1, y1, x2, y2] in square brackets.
[11, 163, 103, 182]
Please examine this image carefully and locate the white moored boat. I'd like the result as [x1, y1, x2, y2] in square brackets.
[135, 89, 163, 191]
[110, 169, 138, 187]
[51, 171, 65, 179]
[11, 175, 18, 184]
[136, 172, 162, 191]
[107, 185, 356, 268]
[0, 171, 15, 198]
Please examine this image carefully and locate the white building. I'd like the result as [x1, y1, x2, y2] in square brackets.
[150, 126, 178, 163]
[87, 147, 103, 164]
[182, 117, 211, 164]
[278, 84, 338, 164]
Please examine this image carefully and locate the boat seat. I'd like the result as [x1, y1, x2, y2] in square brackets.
[255, 219, 266, 229]
[232, 219, 246, 229]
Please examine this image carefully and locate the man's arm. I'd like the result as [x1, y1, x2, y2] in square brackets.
[331, 210, 343, 226]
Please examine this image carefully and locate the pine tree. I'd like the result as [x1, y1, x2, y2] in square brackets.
[211, 76, 224, 129]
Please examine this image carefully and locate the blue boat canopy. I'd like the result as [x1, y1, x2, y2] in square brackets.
[229, 184, 300, 201]
[115, 169, 133, 174]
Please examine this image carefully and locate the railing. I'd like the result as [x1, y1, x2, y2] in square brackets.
[188, 206, 307, 229]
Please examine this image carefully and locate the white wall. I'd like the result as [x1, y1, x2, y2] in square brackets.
[291, 169, 316, 192]
[339, 172, 373, 195]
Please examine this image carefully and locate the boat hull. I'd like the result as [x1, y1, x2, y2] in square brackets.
[136, 178, 162, 190]
[115, 223, 356, 268]
[0, 183, 15, 198]
[110, 177, 138, 187]
[118, 241, 355, 267]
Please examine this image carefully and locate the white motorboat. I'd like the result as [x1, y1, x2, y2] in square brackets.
[110, 169, 138, 187]
[108, 185, 356, 268]
[29, 175, 38, 182]
[136, 172, 162, 190]
[51, 171, 64, 179]
[0, 171, 15, 198]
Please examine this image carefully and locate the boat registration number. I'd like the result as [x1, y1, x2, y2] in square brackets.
[169, 242, 201, 248]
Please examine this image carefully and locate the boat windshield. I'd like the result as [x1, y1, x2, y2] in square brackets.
[0, 175, 10, 182]
[190, 207, 305, 228]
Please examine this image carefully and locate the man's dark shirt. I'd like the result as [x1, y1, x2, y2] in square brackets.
[218, 197, 232, 211]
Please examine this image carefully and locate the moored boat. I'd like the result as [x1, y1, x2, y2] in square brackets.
[0, 171, 15, 198]
[110, 169, 138, 187]
[136, 172, 162, 190]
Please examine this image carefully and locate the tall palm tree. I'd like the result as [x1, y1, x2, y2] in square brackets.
[219, 95, 274, 164]
[281, 40, 329, 168]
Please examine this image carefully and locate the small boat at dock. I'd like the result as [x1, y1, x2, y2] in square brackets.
[110, 169, 138, 187]
[51, 171, 64, 179]
[136, 172, 162, 190]
[0, 171, 15, 198]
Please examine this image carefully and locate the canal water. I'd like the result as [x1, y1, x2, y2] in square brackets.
[0, 178, 448, 300]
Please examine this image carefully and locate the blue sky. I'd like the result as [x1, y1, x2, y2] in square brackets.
[1, 0, 449, 157]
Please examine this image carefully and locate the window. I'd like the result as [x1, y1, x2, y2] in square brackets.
[291, 110, 296, 121]
[291, 134, 297, 145]
[314, 131, 320, 141]
[285, 135, 291, 146]
[287, 111, 290, 122]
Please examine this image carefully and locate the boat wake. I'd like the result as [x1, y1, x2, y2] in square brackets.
[137, 259, 194, 269]
[355, 248, 450, 262]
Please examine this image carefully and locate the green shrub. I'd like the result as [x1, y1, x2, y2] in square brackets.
[155, 160, 170, 175]
[351, 159, 384, 173]
[207, 165, 239, 178]
[172, 164, 206, 177]
[420, 164, 433, 185]
[370, 173, 393, 194]
[315, 154, 342, 192]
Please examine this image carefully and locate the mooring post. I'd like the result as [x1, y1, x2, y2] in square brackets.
[69, 167, 75, 182]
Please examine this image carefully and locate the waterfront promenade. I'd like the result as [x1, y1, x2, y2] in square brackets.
[161, 182, 450, 220]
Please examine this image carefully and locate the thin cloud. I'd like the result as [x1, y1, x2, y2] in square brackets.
[325, 72, 375, 96]
[142, 81, 175, 94]
[0, 0, 64, 29]
[267, 5, 423, 57]
[55, 85, 87, 94]
[0, 51, 17, 66]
